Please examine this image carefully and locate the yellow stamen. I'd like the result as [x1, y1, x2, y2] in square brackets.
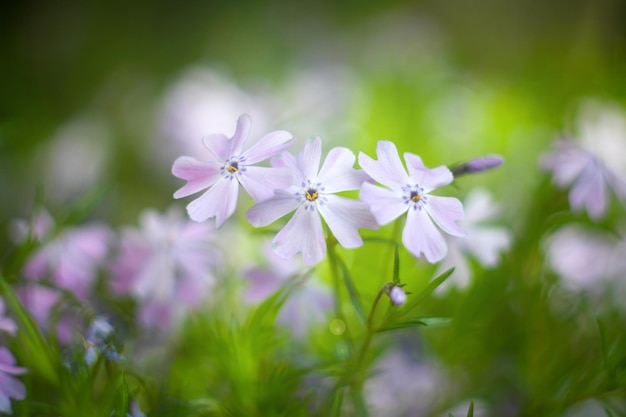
[226, 165, 238, 173]
[306, 190, 318, 201]
[411, 193, 421, 202]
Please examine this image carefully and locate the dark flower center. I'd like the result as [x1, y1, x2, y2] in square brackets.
[305, 188, 319, 201]
[410, 190, 422, 202]
[226, 162, 239, 173]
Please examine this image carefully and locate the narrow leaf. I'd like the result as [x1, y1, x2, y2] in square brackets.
[337, 257, 366, 324]
[397, 268, 455, 316]
[467, 400, 474, 417]
[392, 244, 400, 283]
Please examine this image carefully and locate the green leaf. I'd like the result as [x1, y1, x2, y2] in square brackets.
[337, 257, 366, 324]
[0, 276, 59, 385]
[392, 244, 400, 284]
[467, 400, 474, 417]
[396, 267, 455, 317]
[376, 318, 427, 332]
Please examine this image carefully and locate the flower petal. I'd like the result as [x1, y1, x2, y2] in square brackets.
[570, 161, 607, 220]
[402, 209, 447, 263]
[405, 153, 453, 192]
[425, 195, 465, 237]
[202, 134, 231, 162]
[298, 137, 323, 181]
[317, 147, 370, 192]
[230, 114, 252, 156]
[318, 195, 378, 248]
[360, 182, 407, 225]
[243, 130, 293, 165]
[239, 166, 292, 202]
[273, 205, 326, 266]
[172, 156, 221, 198]
[186, 177, 239, 227]
[246, 189, 301, 227]
[358, 141, 409, 189]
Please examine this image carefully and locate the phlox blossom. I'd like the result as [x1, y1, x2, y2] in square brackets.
[246, 137, 378, 266]
[359, 140, 464, 263]
[0, 347, 26, 414]
[0, 299, 17, 336]
[540, 101, 626, 220]
[111, 208, 219, 329]
[172, 114, 293, 227]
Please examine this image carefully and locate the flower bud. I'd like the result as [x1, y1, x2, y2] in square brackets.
[451, 154, 504, 177]
[389, 285, 406, 306]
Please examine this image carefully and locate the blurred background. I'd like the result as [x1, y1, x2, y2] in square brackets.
[2, 0, 626, 415]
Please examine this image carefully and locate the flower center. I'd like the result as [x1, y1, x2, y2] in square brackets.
[221, 157, 246, 180]
[226, 161, 239, 173]
[402, 184, 427, 211]
[305, 188, 318, 201]
[410, 190, 422, 202]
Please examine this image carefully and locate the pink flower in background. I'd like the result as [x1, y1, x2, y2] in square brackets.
[172, 114, 293, 227]
[359, 140, 464, 263]
[435, 188, 511, 293]
[111, 208, 219, 329]
[243, 242, 333, 337]
[0, 347, 27, 414]
[540, 101, 626, 220]
[246, 137, 378, 266]
[13, 209, 110, 299]
[16, 285, 75, 343]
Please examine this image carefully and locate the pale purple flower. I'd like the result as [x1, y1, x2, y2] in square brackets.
[0, 299, 17, 336]
[84, 317, 122, 365]
[435, 188, 511, 293]
[0, 347, 26, 414]
[243, 242, 333, 337]
[14, 209, 110, 299]
[246, 137, 378, 266]
[359, 140, 464, 263]
[172, 114, 293, 227]
[16, 285, 75, 343]
[540, 101, 626, 220]
[111, 208, 219, 329]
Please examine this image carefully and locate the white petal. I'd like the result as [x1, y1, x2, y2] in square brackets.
[298, 137, 323, 181]
[318, 195, 378, 248]
[425, 195, 465, 237]
[202, 134, 231, 162]
[317, 147, 368, 192]
[405, 153, 453, 192]
[172, 156, 221, 198]
[358, 141, 409, 189]
[230, 114, 252, 156]
[243, 130, 293, 165]
[360, 182, 407, 225]
[186, 177, 239, 227]
[402, 209, 447, 263]
[569, 162, 607, 219]
[245, 189, 301, 227]
[239, 166, 292, 202]
[273, 205, 326, 266]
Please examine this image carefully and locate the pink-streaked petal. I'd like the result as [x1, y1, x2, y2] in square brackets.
[317, 147, 369, 192]
[318, 195, 378, 248]
[425, 195, 465, 237]
[358, 141, 409, 189]
[298, 137, 323, 181]
[186, 177, 239, 227]
[403, 209, 447, 263]
[201, 133, 231, 162]
[273, 205, 326, 266]
[405, 154, 453, 192]
[246, 189, 301, 227]
[243, 130, 293, 165]
[239, 166, 292, 202]
[172, 156, 221, 198]
[230, 114, 252, 156]
[360, 182, 407, 225]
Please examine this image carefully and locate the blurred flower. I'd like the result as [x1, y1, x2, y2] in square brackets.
[540, 101, 626, 220]
[388, 285, 406, 306]
[435, 189, 511, 293]
[172, 114, 293, 227]
[111, 208, 219, 329]
[246, 137, 377, 266]
[359, 140, 464, 263]
[0, 299, 17, 336]
[84, 317, 122, 366]
[13, 208, 111, 299]
[545, 224, 625, 294]
[364, 349, 443, 417]
[16, 285, 75, 343]
[0, 347, 27, 414]
[243, 242, 333, 338]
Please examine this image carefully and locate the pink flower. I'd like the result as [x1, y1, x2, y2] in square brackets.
[0, 299, 17, 336]
[16, 285, 75, 343]
[111, 208, 219, 329]
[246, 137, 378, 266]
[540, 101, 626, 220]
[0, 347, 27, 414]
[15, 209, 110, 299]
[359, 140, 464, 263]
[172, 114, 293, 227]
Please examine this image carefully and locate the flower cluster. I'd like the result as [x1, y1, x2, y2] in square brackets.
[173, 115, 469, 265]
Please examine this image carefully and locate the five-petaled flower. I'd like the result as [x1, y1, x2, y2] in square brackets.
[172, 114, 293, 227]
[246, 137, 378, 266]
[359, 140, 464, 263]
